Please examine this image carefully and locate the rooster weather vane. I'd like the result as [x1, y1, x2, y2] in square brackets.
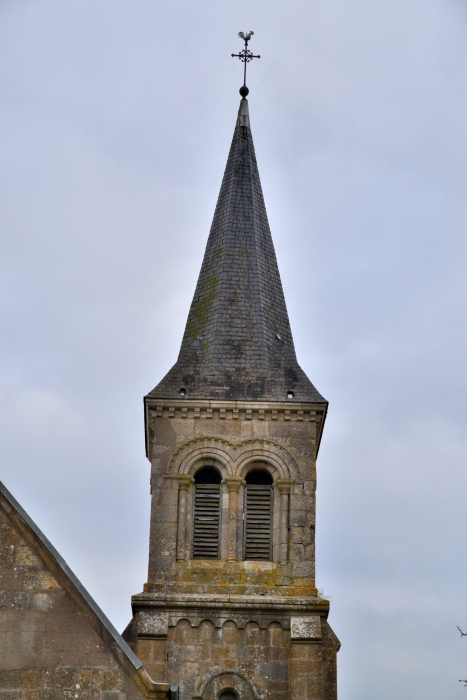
[231, 31, 260, 98]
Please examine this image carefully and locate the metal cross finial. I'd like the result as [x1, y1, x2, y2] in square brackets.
[231, 31, 260, 98]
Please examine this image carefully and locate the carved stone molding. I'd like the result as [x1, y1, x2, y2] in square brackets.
[194, 670, 264, 700]
[172, 612, 290, 630]
[136, 609, 295, 634]
[168, 437, 236, 477]
[167, 437, 302, 482]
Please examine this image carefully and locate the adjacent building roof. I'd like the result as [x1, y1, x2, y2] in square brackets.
[147, 99, 326, 404]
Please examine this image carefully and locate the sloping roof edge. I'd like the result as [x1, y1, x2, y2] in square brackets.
[0, 480, 169, 700]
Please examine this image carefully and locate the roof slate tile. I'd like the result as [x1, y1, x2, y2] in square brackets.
[147, 99, 326, 403]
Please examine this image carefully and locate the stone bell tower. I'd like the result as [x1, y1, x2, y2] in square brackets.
[124, 78, 340, 700]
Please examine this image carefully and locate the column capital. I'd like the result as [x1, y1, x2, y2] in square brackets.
[222, 476, 245, 492]
[175, 474, 194, 490]
[276, 478, 292, 494]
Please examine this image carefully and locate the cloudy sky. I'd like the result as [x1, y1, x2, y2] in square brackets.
[1, 0, 467, 698]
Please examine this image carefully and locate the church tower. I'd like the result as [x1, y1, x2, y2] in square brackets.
[124, 43, 339, 700]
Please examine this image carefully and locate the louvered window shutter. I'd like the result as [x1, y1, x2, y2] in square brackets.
[244, 484, 272, 560]
[193, 484, 220, 558]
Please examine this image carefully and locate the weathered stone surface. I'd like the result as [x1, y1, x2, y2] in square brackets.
[133, 368, 336, 699]
[290, 616, 321, 640]
[139, 613, 169, 637]
[0, 484, 170, 700]
[130, 97, 340, 700]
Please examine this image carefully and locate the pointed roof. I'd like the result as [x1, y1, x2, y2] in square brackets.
[148, 99, 326, 403]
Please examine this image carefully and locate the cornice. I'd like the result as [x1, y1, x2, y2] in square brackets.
[145, 397, 326, 412]
[146, 400, 324, 424]
[144, 399, 327, 457]
[131, 592, 330, 614]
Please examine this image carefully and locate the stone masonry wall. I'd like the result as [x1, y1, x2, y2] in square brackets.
[129, 612, 339, 700]
[0, 504, 146, 700]
[140, 618, 290, 700]
[127, 399, 339, 700]
[171, 619, 289, 700]
[145, 401, 324, 596]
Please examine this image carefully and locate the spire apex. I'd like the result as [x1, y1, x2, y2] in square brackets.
[236, 98, 250, 128]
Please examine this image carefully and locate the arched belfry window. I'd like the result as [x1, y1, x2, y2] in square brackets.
[244, 469, 273, 561]
[193, 466, 221, 559]
[219, 691, 237, 700]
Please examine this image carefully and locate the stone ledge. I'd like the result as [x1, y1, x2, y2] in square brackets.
[131, 592, 330, 613]
[149, 404, 320, 423]
[146, 398, 325, 411]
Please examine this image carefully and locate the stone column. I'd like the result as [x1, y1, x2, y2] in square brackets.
[277, 479, 291, 563]
[176, 475, 193, 561]
[223, 477, 244, 561]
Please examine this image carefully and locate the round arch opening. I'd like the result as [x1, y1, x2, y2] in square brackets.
[194, 466, 222, 484]
[219, 691, 238, 700]
[245, 468, 273, 485]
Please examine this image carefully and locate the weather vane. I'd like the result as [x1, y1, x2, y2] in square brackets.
[231, 31, 260, 98]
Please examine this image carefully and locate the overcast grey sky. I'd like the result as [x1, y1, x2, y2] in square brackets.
[1, 1, 467, 698]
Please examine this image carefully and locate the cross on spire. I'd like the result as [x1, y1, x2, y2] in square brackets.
[231, 31, 260, 98]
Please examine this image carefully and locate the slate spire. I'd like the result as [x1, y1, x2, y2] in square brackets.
[147, 99, 326, 403]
